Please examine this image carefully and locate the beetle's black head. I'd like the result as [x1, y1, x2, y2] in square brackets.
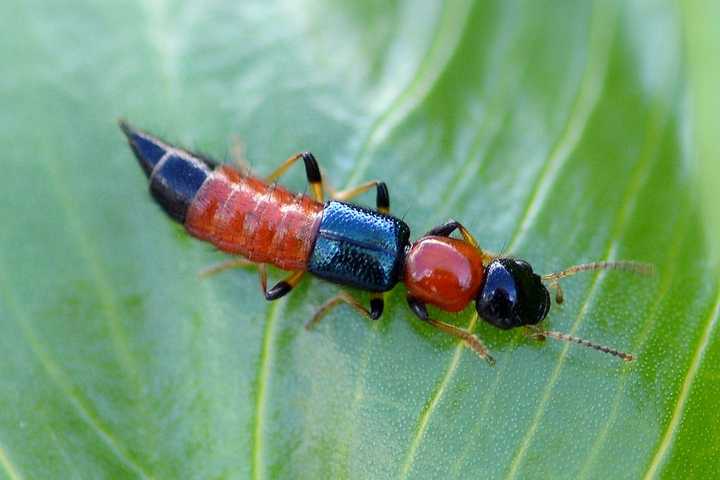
[475, 258, 551, 330]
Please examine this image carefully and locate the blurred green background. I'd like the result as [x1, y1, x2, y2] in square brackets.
[1, 0, 719, 478]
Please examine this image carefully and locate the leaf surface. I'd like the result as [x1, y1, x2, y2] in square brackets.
[1, 0, 718, 478]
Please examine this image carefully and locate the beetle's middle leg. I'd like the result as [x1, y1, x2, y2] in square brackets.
[329, 181, 391, 317]
[305, 290, 383, 330]
[333, 180, 390, 214]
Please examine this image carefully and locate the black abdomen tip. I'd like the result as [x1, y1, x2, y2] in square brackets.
[119, 120, 213, 223]
[149, 153, 210, 223]
[118, 120, 170, 177]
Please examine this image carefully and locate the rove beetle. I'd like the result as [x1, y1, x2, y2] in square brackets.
[120, 121, 653, 365]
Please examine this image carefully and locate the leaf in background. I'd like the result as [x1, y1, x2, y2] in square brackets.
[1, 0, 718, 479]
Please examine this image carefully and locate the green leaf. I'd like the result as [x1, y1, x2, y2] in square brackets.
[2, 0, 718, 478]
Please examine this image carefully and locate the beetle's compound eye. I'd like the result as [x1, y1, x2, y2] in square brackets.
[475, 261, 518, 329]
[476, 259, 550, 329]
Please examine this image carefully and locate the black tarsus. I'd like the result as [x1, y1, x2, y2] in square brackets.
[265, 281, 292, 301]
[301, 152, 322, 184]
[407, 297, 429, 320]
[376, 182, 390, 211]
[425, 219, 462, 238]
[370, 297, 384, 320]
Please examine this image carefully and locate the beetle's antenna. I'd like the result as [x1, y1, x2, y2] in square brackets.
[526, 327, 635, 362]
[542, 261, 654, 304]
[543, 260, 654, 282]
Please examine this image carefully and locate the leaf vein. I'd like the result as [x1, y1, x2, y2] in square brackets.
[578, 214, 689, 477]
[398, 314, 477, 480]
[344, 0, 476, 187]
[643, 287, 720, 479]
[251, 299, 284, 480]
[0, 268, 154, 480]
[0, 443, 24, 480]
[505, 0, 617, 254]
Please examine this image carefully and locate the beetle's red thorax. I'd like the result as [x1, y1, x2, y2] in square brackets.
[404, 236, 486, 312]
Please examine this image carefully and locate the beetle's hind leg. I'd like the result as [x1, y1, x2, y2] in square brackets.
[199, 259, 304, 301]
[270, 152, 393, 211]
[230, 135, 252, 174]
[266, 151, 324, 202]
[199, 257, 256, 278]
[258, 265, 305, 300]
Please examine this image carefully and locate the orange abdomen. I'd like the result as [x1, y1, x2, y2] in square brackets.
[185, 165, 324, 271]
